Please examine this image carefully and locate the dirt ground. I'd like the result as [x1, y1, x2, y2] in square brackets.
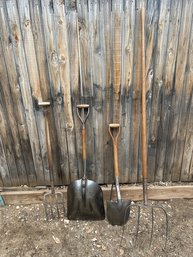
[0, 198, 193, 257]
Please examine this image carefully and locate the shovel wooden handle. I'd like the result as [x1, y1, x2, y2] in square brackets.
[82, 127, 86, 161]
[109, 124, 120, 177]
[141, 7, 148, 181]
[77, 104, 90, 178]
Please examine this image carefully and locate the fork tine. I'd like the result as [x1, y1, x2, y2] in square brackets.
[43, 192, 65, 221]
[135, 205, 141, 245]
[154, 205, 169, 248]
[150, 206, 154, 247]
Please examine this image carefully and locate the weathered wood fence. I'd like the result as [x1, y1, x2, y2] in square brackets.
[0, 0, 193, 187]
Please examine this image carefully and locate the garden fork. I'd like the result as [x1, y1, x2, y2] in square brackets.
[122, 6, 168, 248]
[38, 102, 65, 221]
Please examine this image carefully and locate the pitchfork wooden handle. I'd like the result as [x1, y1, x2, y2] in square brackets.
[38, 101, 54, 188]
[141, 7, 148, 180]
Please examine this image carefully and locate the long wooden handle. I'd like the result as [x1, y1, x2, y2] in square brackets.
[39, 102, 55, 190]
[82, 127, 86, 161]
[141, 7, 147, 180]
[45, 116, 53, 173]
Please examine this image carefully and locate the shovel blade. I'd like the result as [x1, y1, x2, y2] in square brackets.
[107, 200, 131, 226]
[67, 179, 105, 220]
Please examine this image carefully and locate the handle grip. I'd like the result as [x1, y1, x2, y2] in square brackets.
[38, 102, 51, 107]
[76, 104, 90, 125]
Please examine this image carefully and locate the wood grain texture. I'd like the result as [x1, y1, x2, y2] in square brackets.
[0, 0, 192, 186]
[40, 0, 71, 185]
[164, 0, 193, 181]
[156, 0, 182, 182]
[171, 1, 193, 181]
[2, 185, 193, 205]
[129, 0, 142, 183]
[102, 0, 113, 184]
[88, 0, 104, 183]
[77, 0, 95, 181]
[3, 0, 43, 185]
[120, 0, 135, 183]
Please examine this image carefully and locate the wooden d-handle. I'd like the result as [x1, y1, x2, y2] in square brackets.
[109, 124, 120, 142]
[109, 124, 120, 177]
[76, 104, 90, 125]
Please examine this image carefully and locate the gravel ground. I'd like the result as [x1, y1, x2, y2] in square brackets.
[0, 198, 193, 257]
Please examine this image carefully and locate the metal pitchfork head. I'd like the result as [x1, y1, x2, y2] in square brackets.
[121, 6, 169, 249]
[38, 101, 65, 221]
[127, 184, 169, 248]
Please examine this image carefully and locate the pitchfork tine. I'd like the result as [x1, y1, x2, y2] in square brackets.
[135, 205, 141, 244]
[150, 206, 154, 246]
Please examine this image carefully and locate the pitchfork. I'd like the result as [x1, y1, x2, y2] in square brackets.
[38, 102, 65, 221]
[122, 6, 168, 248]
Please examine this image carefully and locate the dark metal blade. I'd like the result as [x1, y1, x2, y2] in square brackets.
[67, 179, 105, 220]
[107, 200, 131, 226]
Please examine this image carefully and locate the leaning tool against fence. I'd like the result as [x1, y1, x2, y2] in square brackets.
[122, 6, 168, 248]
[106, 2, 131, 226]
[66, 12, 105, 221]
[38, 101, 65, 221]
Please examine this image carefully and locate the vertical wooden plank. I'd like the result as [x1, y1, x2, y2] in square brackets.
[156, 0, 182, 181]
[5, 0, 46, 185]
[77, 0, 95, 180]
[101, 0, 113, 183]
[53, 0, 78, 182]
[0, 93, 17, 186]
[164, 0, 193, 181]
[129, 0, 142, 183]
[111, 0, 122, 123]
[112, 0, 126, 182]
[0, 39, 28, 185]
[0, 136, 9, 187]
[171, 3, 193, 182]
[77, 0, 92, 97]
[156, 0, 182, 182]
[0, 0, 38, 186]
[179, 16, 193, 181]
[148, 0, 171, 182]
[143, 0, 159, 183]
[40, 0, 70, 185]
[29, 0, 56, 185]
[88, 0, 104, 183]
[145, 0, 157, 140]
[181, 81, 193, 181]
[66, 10, 81, 180]
[17, 0, 52, 185]
[120, 0, 135, 183]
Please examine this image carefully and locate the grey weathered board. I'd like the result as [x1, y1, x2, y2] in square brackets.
[0, 0, 193, 186]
